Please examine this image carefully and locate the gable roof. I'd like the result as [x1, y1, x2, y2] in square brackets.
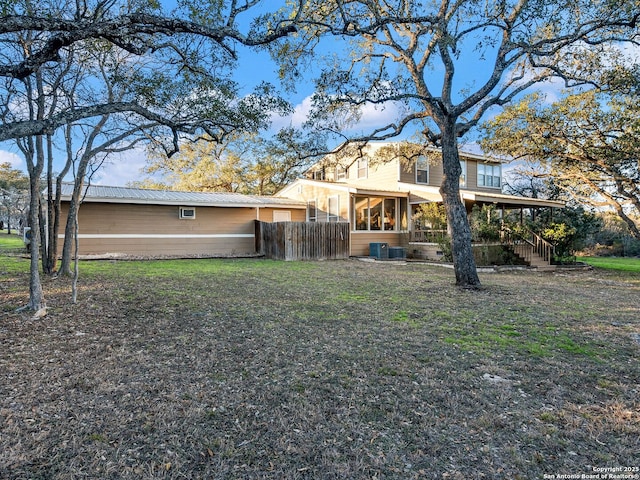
[306, 141, 511, 172]
[275, 178, 410, 198]
[59, 184, 306, 209]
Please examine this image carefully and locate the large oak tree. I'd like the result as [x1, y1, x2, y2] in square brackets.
[281, 0, 639, 287]
[481, 83, 640, 239]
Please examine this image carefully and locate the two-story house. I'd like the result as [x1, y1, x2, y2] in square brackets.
[276, 142, 563, 259]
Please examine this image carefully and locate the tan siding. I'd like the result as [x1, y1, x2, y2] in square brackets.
[466, 159, 478, 189]
[68, 237, 256, 256]
[57, 202, 274, 256]
[346, 159, 399, 188]
[66, 203, 257, 235]
[399, 156, 445, 187]
[257, 208, 306, 223]
[399, 161, 415, 184]
[350, 231, 406, 256]
[428, 162, 444, 187]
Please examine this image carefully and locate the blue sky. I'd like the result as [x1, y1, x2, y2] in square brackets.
[1, 3, 633, 187]
[0, 34, 405, 186]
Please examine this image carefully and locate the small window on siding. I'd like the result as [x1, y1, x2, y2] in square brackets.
[336, 165, 347, 181]
[357, 158, 368, 179]
[179, 207, 196, 219]
[416, 156, 429, 184]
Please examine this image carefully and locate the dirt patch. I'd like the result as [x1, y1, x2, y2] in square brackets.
[1, 259, 639, 479]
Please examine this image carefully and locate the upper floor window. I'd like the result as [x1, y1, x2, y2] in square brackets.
[460, 160, 467, 188]
[416, 156, 429, 184]
[312, 168, 325, 181]
[357, 157, 368, 179]
[336, 165, 347, 181]
[478, 163, 501, 188]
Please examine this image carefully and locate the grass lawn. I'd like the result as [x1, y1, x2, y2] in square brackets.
[0, 231, 25, 251]
[579, 255, 640, 273]
[1, 257, 639, 479]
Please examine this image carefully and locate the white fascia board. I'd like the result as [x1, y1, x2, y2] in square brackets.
[64, 196, 305, 209]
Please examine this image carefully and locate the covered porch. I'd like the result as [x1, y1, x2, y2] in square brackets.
[407, 187, 565, 267]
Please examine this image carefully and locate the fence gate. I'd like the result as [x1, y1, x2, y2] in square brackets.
[255, 221, 350, 260]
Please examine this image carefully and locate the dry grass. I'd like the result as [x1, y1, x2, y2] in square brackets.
[1, 257, 639, 479]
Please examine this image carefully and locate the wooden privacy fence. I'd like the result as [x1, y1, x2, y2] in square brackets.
[255, 221, 350, 260]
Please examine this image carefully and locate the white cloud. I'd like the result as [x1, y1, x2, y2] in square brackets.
[0, 150, 24, 170]
[353, 101, 404, 131]
[91, 147, 149, 187]
[270, 95, 313, 130]
[271, 94, 404, 133]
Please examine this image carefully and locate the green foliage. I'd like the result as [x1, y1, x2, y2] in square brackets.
[413, 202, 447, 230]
[480, 77, 640, 239]
[469, 204, 501, 242]
[541, 223, 577, 258]
[586, 212, 640, 257]
[533, 207, 602, 258]
[140, 128, 317, 195]
[436, 234, 453, 262]
[0, 162, 28, 190]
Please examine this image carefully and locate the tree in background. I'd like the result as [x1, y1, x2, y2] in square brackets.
[277, 0, 638, 288]
[588, 212, 640, 257]
[0, 162, 29, 234]
[137, 127, 320, 195]
[0, 0, 301, 312]
[481, 71, 640, 240]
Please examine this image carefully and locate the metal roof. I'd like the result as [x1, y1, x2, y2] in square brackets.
[59, 184, 306, 208]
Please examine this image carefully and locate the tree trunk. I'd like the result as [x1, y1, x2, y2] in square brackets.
[438, 126, 481, 288]
[27, 174, 46, 311]
[59, 176, 86, 275]
[46, 135, 60, 274]
[59, 189, 79, 275]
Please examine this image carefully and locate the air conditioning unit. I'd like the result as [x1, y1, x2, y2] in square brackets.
[179, 207, 196, 219]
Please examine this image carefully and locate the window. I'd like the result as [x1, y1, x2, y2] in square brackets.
[336, 165, 347, 181]
[328, 196, 340, 222]
[369, 197, 383, 230]
[307, 200, 317, 222]
[357, 157, 368, 179]
[354, 197, 402, 231]
[416, 156, 429, 184]
[355, 196, 369, 230]
[383, 198, 396, 230]
[460, 160, 467, 187]
[312, 168, 325, 180]
[478, 163, 501, 188]
[179, 207, 196, 219]
[273, 211, 291, 222]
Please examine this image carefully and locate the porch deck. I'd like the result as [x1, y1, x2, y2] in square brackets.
[409, 229, 556, 269]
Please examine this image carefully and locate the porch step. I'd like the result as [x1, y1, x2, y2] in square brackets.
[512, 244, 555, 270]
